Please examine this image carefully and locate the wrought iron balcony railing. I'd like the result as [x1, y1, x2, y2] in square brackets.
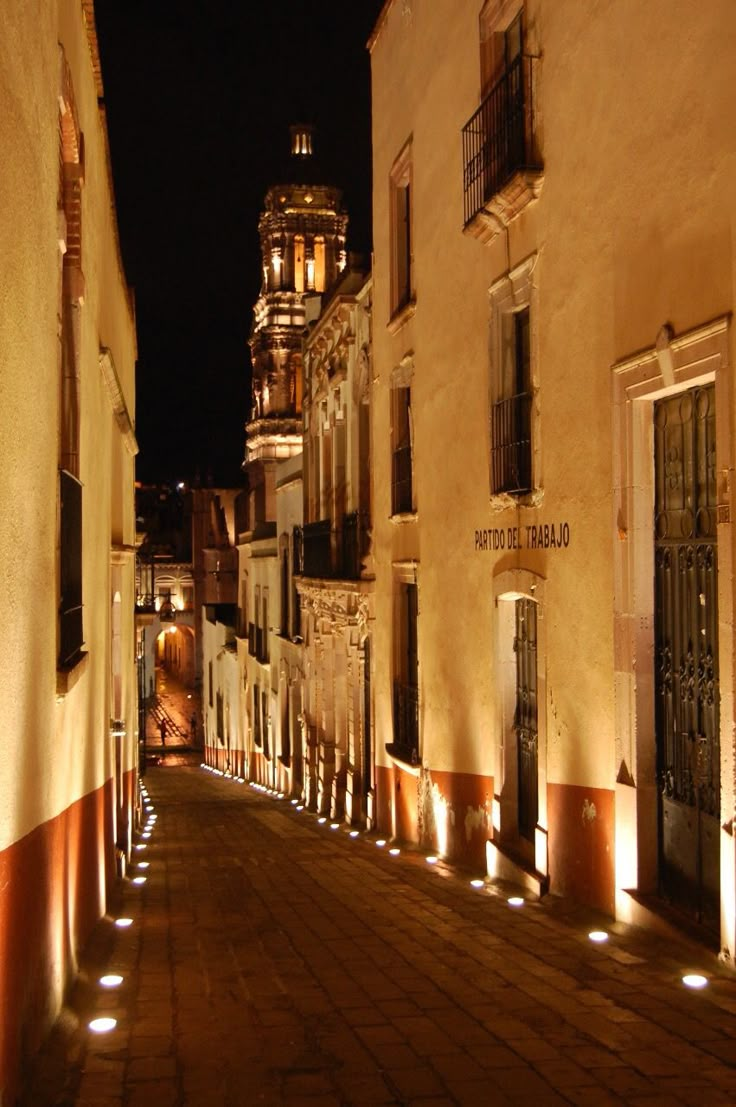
[295, 512, 368, 581]
[491, 392, 532, 495]
[462, 54, 541, 228]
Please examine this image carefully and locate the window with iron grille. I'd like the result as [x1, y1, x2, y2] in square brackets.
[253, 684, 262, 747]
[390, 140, 414, 320]
[59, 469, 83, 667]
[392, 581, 419, 765]
[391, 385, 413, 515]
[491, 306, 532, 494]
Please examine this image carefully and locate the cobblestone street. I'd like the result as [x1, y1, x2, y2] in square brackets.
[22, 765, 736, 1106]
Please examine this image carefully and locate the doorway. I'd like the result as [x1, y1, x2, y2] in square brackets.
[654, 383, 720, 928]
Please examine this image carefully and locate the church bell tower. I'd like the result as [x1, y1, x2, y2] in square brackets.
[244, 125, 348, 522]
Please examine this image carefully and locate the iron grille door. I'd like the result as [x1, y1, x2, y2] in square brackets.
[514, 597, 538, 841]
[654, 383, 720, 927]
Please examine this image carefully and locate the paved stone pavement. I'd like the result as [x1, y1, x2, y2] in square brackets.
[21, 765, 736, 1106]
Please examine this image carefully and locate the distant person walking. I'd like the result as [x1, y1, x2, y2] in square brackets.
[160, 719, 166, 747]
[190, 713, 197, 743]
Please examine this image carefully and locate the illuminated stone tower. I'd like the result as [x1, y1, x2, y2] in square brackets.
[245, 125, 348, 522]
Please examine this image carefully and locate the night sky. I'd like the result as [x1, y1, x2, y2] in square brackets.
[94, 1, 385, 486]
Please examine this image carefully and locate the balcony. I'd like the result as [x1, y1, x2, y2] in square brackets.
[491, 392, 532, 495]
[296, 512, 368, 582]
[462, 54, 543, 243]
[389, 681, 420, 767]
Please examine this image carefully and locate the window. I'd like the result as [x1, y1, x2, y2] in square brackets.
[293, 234, 305, 293]
[463, 3, 542, 233]
[492, 306, 531, 493]
[391, 385, 414, 514]
[58, 52, 84, 670]
[314, 235, 325, 292]
[389, 140, 414, 320]
[392, 581, 419, 765]
[489, 255, 536, 498]
[253, 685, 262, 747]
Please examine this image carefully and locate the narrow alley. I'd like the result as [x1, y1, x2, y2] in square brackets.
[22, 766, 736, 1107]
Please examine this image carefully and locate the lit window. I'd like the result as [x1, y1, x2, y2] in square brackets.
[314, 236, 325, 292]
[294, 234, 304, 293]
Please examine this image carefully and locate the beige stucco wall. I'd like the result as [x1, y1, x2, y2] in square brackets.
[370, 0, 736, 918]
[0, 1, 137, 1085]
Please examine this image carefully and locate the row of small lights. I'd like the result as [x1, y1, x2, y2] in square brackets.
[199, 763, 711, 992]
[88, 783, 158, 1034]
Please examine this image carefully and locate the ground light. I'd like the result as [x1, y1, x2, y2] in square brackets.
[134, 844, 147, 851]
[141, 832, 151, 839]
[137, 862, 150, 870]
[389, 848, 400, 856]
[318, 817, 326, 824]
[89, 1018, 117, 1033]
[507, 896, 525, 907]
[132, 876, 147, 885]
[99, 975, 124, 988]
[296, 805, 304, 811]
[588, 930, 609, 943]
[349, 830, 359, 838]
[426, 856, 438, 865]
[376, 839, 386, 847]
[470, 879, 485, 888]
[114, 918, 133, 928]
[330, 823, 339, 830]
[682, 974, 708, 989]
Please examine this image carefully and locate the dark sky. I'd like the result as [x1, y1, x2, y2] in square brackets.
[94, 1, 384, 486]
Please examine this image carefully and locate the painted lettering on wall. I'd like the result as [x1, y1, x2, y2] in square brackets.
[474, 522, 570, 552]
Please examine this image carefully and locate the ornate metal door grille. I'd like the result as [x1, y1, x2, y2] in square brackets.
[654, 383, 720, 926]
[514, 597, 538, 841]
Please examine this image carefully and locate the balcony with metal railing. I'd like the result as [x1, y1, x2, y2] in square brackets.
[462, 54, 543, 243]
[295, 511, 368, 582]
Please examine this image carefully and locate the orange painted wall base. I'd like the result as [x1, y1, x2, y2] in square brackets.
[0, 775, 124, 1105]
[375, 765, 494, 869]
[547, 782, 615, 916]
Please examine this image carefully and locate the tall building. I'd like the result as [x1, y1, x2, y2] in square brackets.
[244, 124, 348, 525]
[0, 1, 138, 1097]
[369, 0, 736, 958]
[296, 262, 374, 822]
[238, 127, 353, 793]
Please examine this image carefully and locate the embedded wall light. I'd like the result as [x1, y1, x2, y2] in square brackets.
[99, 974, 124, 988]
[89, 1017, 117, 1033]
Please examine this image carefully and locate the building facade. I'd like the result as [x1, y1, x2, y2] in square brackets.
[0, 1, 138, 1097]
[297, 264, 375, 823]
[369, 0, 736, 958]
